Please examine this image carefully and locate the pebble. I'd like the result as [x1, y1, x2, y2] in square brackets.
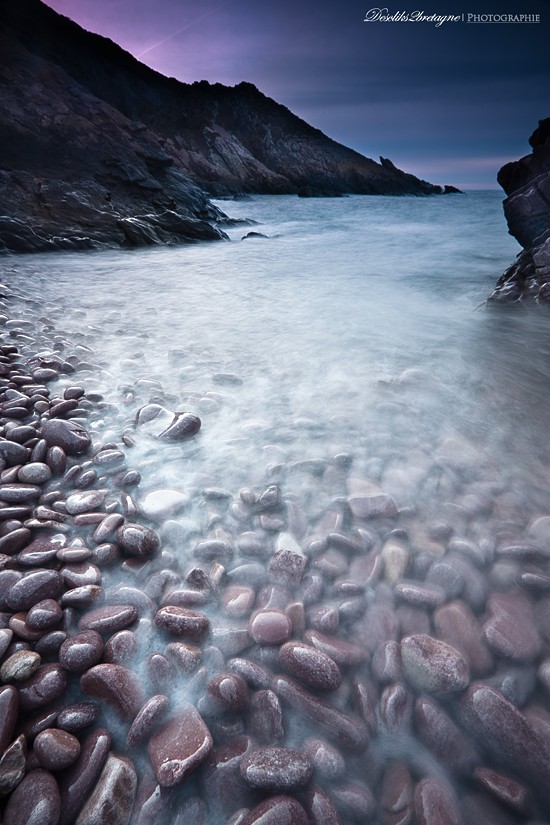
[75, 754, 137, 825]
[482, 589, 541, 662]
[414, 777, 462, 825]
[240, 747, 313, 793]
[126, 695, 170, 748]
[240, 795, 308, 825]
[380, 760, 414, 825]
[203, 672, 249, 713]
[401, 634, 470, 694]
[414, 696, 479, 775]
[57, 702, 100, 733]
[273, 675, 368, 752]
[59, 728, 111, 825]
[41, 419, 91, 455]
[3, 769, 60, 825]
[147, 702, 213, 787]
[116, 523, 160, 557]
[303, 737, 346, 780]
[0, 649, 41, 682]
[80, 664, 145, 720]
[65, 491, 105, 515]
[34, 728, 81, 771]
[17, 462, 52, 484]
[59, 631, 104, 673]
[279, 641, 341, 691]
[78, 605, 138, 633]
[154, 606, 209, 640]
[140, 489, 188, 520]
[0, 734, 27, 795]
[249, 610, 292, 645]
[25, 598, 63, 630]
[18, 663, 67, 711]
[6, 570, 63, 611]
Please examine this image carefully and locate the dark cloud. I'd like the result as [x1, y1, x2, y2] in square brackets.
[42, 0, 550, 186]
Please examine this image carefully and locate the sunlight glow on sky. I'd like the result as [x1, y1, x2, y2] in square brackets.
[41, 0, 550, 188]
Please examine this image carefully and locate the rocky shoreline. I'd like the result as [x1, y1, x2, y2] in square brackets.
[1, 281, 550, 824]
[489, 117, 550, 304]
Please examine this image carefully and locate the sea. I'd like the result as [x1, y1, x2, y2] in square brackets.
[3, 191, 550, 823]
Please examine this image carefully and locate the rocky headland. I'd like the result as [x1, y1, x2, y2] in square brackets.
[1, 0, 454, 254]
[489, 118, 550, 304]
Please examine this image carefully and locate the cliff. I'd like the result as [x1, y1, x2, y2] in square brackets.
[489, 118, 550, 303]
[0, 0, 449, 253]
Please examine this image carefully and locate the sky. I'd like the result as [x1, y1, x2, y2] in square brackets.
[41, 0, 550, 188]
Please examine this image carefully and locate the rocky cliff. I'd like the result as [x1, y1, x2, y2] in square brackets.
[489, 118, 550, 303]
[0, 0, 450, 253]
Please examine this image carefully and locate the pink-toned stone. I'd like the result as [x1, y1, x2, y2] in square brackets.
[401, 634, 469, 694]
[248, 610, 292, 645]
[147, 703, 213, 787]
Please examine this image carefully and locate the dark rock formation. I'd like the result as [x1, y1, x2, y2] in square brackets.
[0, 0, 450, 253]
[489, 118, 550, 303]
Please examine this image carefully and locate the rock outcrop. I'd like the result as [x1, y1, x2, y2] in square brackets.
[489, 118, 550, 303]
[0, 0, 451, 253]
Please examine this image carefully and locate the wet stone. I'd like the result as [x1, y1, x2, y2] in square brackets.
[222, 585, 256, 616]
[141, 489, 189, 521]
[59, 728, 111, 825]
[269, 548, 307, 586]
[0, 441, 30, 466]
[6, 569, 63, 611]
[0, 480, 39, 504]
[434, 600, 493, 678]
[0, 734, 26, 795]
[3, 768, 60, 825]
[401, 633, 470, 694]
[62, 585, 103, 608]
[302, 784, 343, 825]
[35, 630, 67, 657]
[57, 702, 100, 733]
[126, 695, 170, 748]
[80, 664, 145, 720]
[154, 606, 209, 640]
[227, 658, 271, 690]
[0, 649, 41, 682]
[79, 605, 138, 634]
[59, 631, 104, 673]
[304, 629, 367, 666]
[148, 702, 213, 787]
[273, 675, 368, 752]
[241, 796, 308, 825]
[41, 418, 91, 455]
[34, 728, 81, 771]
[200, 736, 256, 821]
[248, 689, 284, 744]
[378, 682, 413, 734]
[415, 696, 479, 775]
[394, 580, 446, 608]
[65, 491, 105, 516]
[414, 777, 462, 825]
[303, 737, 345, 781]
[75, 754, 137, 825]
[104, 630, 138, 665]
[482, 589, 541, 662]
[380, 760, 414, 825]
[116, 523, 160, 558]
[474, 767, 532, 816]
[348, 491, 397, 519]
[249, 610, 292, 645]
[204, 672, 249, 713]
[0, 528, 31, 556]
[240, 746, 313, 792]
[17, 534, 66, 567]
[279, 641, 342, 691]
[18, 663, 67, 712]
[62, 563, 101, 589]
[26, 598, 63, 631]
[165, 641, 203, 673]
[17, 462, 52, 484]
[331, 783, 376, 822]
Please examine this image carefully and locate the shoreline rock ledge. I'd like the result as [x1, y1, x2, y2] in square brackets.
[489, 117, 550, 304]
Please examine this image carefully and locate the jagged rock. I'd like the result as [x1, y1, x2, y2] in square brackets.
[490, 117, 550, 303]
[0, 0, 447, 254]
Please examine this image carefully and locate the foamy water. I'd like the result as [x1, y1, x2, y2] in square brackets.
[5, 192, 550, 823]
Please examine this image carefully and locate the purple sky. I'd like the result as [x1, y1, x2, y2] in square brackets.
[41, 0, 550, 188]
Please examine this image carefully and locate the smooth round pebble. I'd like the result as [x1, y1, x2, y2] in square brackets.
[34, 728, 81, 770]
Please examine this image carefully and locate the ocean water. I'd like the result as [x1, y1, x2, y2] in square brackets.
[4, 191, 550, 822]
